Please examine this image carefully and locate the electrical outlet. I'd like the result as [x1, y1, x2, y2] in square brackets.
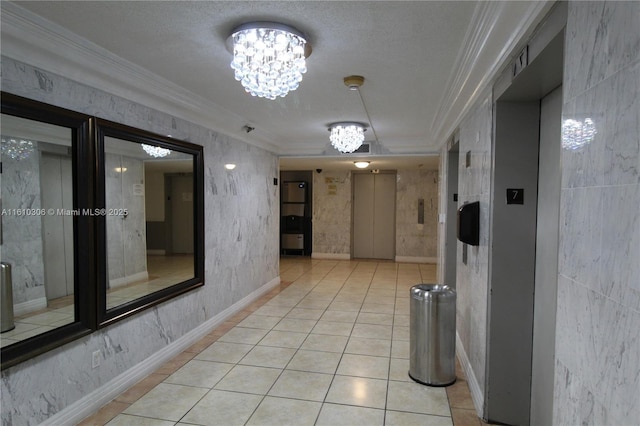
[92, 350, 101, 369]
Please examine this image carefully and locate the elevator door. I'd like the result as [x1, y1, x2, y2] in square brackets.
[353, 173, 396, 259]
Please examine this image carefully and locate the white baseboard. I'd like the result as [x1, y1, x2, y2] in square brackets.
[456, 331, 484, 418]
[311, 253, 351, 260]
[394, 256, 437, 264]
[109, 271, 149, 289]
[41, 276, 281, 426]
[13, 297, 47, 316]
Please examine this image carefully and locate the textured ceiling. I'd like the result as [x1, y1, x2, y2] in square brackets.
[4, 1, 551, 170]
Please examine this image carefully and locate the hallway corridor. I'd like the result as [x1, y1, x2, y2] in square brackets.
[80, 258, 482, 425]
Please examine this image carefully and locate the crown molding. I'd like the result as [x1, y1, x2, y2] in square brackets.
[0, 2, 281, 154]
[430, 1, 554, 146]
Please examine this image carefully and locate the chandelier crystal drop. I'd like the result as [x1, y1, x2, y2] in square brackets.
[230, 23, 309, 100]
[141, 144, 171, 158]
[1, 136, 35, 160]
[329, 123, 366, 153]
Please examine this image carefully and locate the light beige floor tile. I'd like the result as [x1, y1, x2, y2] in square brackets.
[214, 365, 281, 394]
[385, 410, 453, 426]
[345, 337, 391, 357]
[327, 301, 363, 312]
[239, 345, 297, 368]
[392, 325, 410, 341]
[285, 308, 324, 320]
[320, 310, 358, 323]
[311, 320, 354, 336]
[237, 315, 282, 330]
[258, 330, 308, 348]
[123, 383, 208, 421]
[246, 396, 322, 426]
[336, 353, 390, 380]
[268, 370, 333, 401]
[391, 339, 410, 359]
[106, 414, 176, 426]
[356, 312, 394, 325]
[286, 349, 341, 374]
[389, 358, 412, 382]
[361, 303, 395, 314]
[164, 360, 233, 388]
[325, 376, 388, 409]
[252, 305, 292, 317]
[300, 334, 349, 353]
[351, 323, 392, 339]
[364, 295, 396, 306]
[316, 403, 385, 426]
[273, 318, 317, 333]
[386, 381, 450, 416]
[218, 327, 269, 344]
[195, 341, 253, 363]
[181, 389, 263, 426]
[296, 298, 332, 309]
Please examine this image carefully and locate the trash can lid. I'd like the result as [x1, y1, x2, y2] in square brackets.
[410, 284, 456, 301]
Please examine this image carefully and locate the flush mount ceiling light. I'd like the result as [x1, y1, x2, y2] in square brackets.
[141, 144, 171, 158]
[224, 163, 237, 170]
[227, 22, 311, 100]
[354, 161, 370, 169]
[328, 122, 367, 153]
[1, 136, 34, 160]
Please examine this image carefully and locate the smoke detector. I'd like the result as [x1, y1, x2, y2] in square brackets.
[344, 75, 365, 90]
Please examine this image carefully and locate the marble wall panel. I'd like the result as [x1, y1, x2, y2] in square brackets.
[555, 2, 640, 424]
[395, 169, 439, 258]
[1, 57, 279, 424]
[0, 144, 46, 305]
[312, 170, 352, 255]
[454, 93, 493, 396]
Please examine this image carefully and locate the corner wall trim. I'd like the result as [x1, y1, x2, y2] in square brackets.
[311, 253, 351, 260]
[40, 276, 281, 426]
[456, 331, 484, 419]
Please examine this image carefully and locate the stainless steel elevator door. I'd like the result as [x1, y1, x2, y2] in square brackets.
[353, 173, 396, 260]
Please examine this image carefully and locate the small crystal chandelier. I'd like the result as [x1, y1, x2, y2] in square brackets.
[228, 22, 311, 100]
[328, 122, 367, 153]
[1, 136, 35, 160]
[141, 144, 171, 158]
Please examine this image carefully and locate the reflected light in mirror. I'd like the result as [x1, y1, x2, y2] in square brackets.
[114, 167, 127, 173]
[141, 143, 171, 158]
[224, 163, 236, 170]
[0, 136, 35, 160]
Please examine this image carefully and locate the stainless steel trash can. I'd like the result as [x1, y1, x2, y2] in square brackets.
[409, 283, 456, 386]
[1, 262, 15, 333]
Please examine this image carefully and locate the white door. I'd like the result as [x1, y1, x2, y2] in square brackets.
[353, 173, 396, 259]
[40, 153, 74, 299]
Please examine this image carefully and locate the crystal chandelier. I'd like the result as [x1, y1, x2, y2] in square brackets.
[329, 122, 367, 153]
[228, 22, 311, 100]
[141, 144, 171, 158]
[1, 136, 35, 160]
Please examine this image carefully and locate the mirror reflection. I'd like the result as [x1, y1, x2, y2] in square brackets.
[103, 137, 194, 310]
[1, 114, 75, 348]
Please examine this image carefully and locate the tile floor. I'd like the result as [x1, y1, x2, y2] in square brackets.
[79, 258, 487, 426]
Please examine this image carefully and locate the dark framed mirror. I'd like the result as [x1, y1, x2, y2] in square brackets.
[1, 93, 94, 369]
[95, 119, 204, 327]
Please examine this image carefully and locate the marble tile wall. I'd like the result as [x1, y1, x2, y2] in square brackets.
[554, 2, 640, 424]
[312, 170, 352, 255]
[0, 57, 279, 424]
[0, 143, 46, 306]
[395, 169, 439, 259]
[451, 92, 493, 406]
[105, 153, 146, 284]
